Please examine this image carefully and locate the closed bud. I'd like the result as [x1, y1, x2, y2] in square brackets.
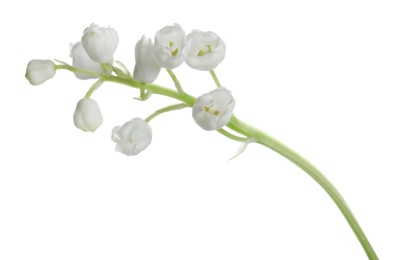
[25, 59, 56, 86]
[73, 98, 103, 132]
[133, 36, 161, 83]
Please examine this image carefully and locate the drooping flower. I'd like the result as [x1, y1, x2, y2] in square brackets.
[70, 42, 108, 79]
[73, 98, 103, 132]
[133, 35, 161, 83]
[111, 118, 152, 156]
[192, 87, 235, 131]
[185, 30, 226, 71]
[25, 59, 56, 86]
[154, 24, 188, 69]
[81, 23, 119, 63]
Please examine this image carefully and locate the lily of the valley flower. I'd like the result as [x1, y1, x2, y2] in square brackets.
[70, 42, 108, 79]
[192, 87, 235, 131]
[111, 118, 152, 156]
[133, 36, 161, 83]
[186, 30, 226, 71]
[25, 59, 56, 86]
[81, 23, 119, 64]
[154, 24, 188, 69]
[73, 98, 103, 132]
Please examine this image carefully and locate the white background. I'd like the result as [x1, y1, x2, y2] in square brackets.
[1, 0, 410, 259]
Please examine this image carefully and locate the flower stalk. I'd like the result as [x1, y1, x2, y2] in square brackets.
[210, 70, 222, 88]
[101, 69, 378, 259]
[27, 21, 378, 258]
[166, 68, 185, 95]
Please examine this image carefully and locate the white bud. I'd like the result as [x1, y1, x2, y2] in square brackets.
[73, 98, 103, 132]
[81, 23, 119, 63]
[111, 118, 152, 156]
[133, 36, 161, 83]
[154, 24, 188, 69]
[186, 30, 226, 71]
[70, 42, 107, 79]
[192, 87, 235, 131]
[25, 59, 56, 86]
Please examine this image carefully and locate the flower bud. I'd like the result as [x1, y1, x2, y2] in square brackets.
[133, 36, 161, 83]
[73, 98, 103, 132]
[81, 23, 119, 63]
[70, 42, 107, 79]
[186, 30, 226, 71]
[111, 118, 152, 156]
[154, 24, 188, 69]
[25, 59, 56, 86]
[192, 87, 235, 131]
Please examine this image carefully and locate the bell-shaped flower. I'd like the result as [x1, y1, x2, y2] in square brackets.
[81, 23, 119, 64]
[25, 59, 56, 86]
[154, 24, 188, 69]
[111, 118, 152, 156]
[185, 30, 226, 71]
[70, 42, 108, 79]
[192, 87, 235, 131]
[73, 98, 103, 132]
[133, 35, 161, 83]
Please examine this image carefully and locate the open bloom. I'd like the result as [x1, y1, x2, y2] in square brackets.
[186, 30, 226, 71]
[70, 42, 107, 79]
[192, 87, 235, 131]
[154, 24, 188, 69]
[81, 23, 119, 63]
[25, 59, 56, 85]
[111, 118, 152, 156]
[133, 36, 161, 83]
[73, 98, 103, 132]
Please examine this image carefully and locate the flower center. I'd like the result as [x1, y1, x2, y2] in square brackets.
[197, 44, 212, 57]
[204, 104, 220, 116]
[166, 41, 179, 57]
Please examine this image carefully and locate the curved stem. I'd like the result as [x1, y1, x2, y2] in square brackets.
[55, 64, 102, 78]
[227, 116, 378, 260]
[85, 77, 105, 98]
[105, 75, 196, 105]
[145, 103, 189, 123]
[217, 128, 249, 142]
[166, 69, 185, 95]
[56, 66, 378, 259]
[210, 70, 222, 88]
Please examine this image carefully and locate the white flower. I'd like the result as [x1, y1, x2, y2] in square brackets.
[81, 23, 119, 63]
[154, 24, 188, 69]
[133, 36, 161, 83]
[111, 118, 152, 156]
[73, 98, 103, 132]
[25, 59, 56, 86]
[192, 87, 235, 131]
[70, 42, 107, 79]
[186, 30, 226, 71]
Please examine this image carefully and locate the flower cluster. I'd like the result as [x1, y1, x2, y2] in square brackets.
[24, 23, 380, 259]
[25, 23, 234, 156]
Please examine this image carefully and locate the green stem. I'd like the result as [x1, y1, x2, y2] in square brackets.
[227, 116, 378, 260]
[166, 68, 185, 95]
[210, 70, 222, 88]
[217, 128, 249, 142]
[105, 75, 196, 105]
[57, 65, 378, 259]
[145, 103, 189, 123]
[55, 64, 102, 78]
[85, 77, 105, 98]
